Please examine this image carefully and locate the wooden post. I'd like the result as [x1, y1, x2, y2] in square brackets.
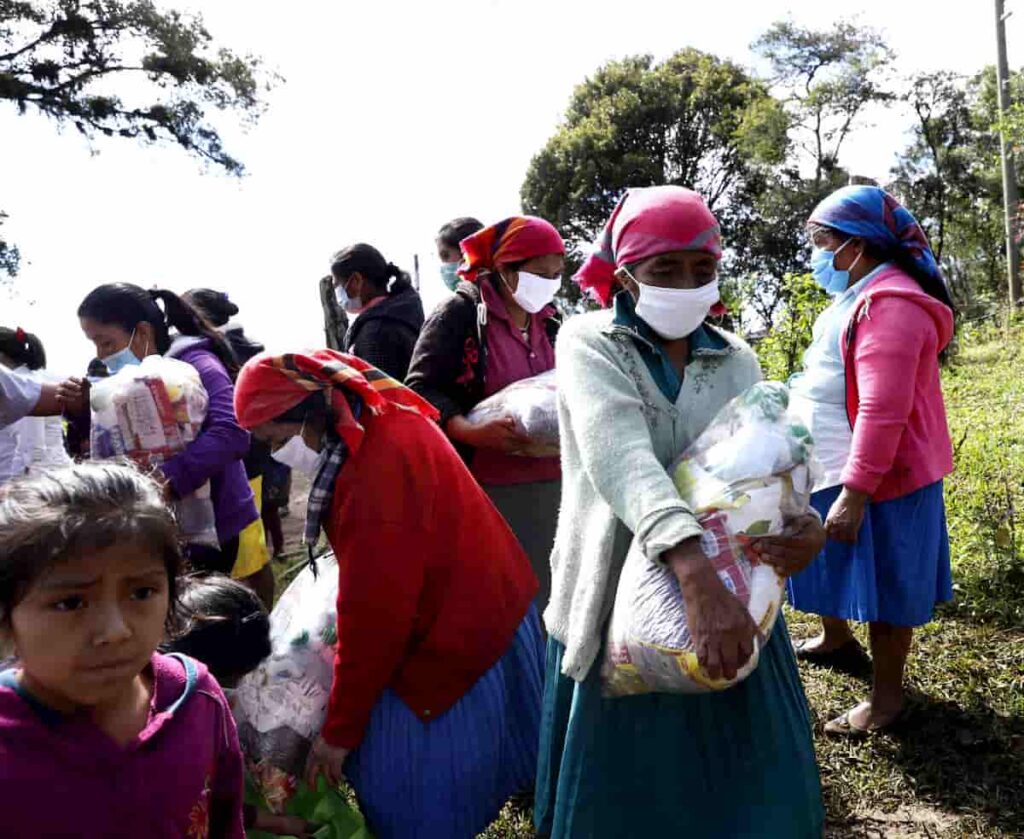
[995, 0, 1022, 305]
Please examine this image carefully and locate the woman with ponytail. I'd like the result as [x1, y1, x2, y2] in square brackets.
[66, 284, 261, 587]
[330, 244, 425, 380]
[0, 327, 71, 484]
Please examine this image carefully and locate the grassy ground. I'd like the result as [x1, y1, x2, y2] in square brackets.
[275, 321, 1024, 838]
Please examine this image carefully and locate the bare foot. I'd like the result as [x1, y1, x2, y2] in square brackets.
[848, 700, 904, 730]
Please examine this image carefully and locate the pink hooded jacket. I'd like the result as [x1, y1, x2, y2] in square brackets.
[841, 265, 955, 502]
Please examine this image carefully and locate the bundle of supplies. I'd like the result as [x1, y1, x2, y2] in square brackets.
[465, 370, 559, 456]
[234, 554, 339, 812]
[602, 382, 818, 697]
[89, 356, 217, 546]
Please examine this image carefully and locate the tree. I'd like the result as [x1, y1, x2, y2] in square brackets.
[753, 20, 894, 185]
[521, 48, 788, 302]
[890, 68, 1020, 310]
[1, 0, 273, 276]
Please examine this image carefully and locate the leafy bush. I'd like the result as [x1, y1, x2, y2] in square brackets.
[749, 272, 829, 382]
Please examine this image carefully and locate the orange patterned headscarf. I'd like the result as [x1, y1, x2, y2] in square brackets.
[234, 349, 438, 454]
[457, 216, 565, 283]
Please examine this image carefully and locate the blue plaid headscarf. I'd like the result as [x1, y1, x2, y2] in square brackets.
[809, 185, 945, 287]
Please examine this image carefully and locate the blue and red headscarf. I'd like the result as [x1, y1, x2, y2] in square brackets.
[809, 185, 945, 287]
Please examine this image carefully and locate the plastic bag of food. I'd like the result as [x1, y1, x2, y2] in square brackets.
[602, 382, 818, 697]
[234, 554, 339, 812]
[465, 370, 559, 457]
[89, 355, 218, 547]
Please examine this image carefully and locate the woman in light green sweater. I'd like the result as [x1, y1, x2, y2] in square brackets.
[536, 186, 826, 838]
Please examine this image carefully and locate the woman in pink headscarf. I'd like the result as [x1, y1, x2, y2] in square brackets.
[535, 186, 825, 838]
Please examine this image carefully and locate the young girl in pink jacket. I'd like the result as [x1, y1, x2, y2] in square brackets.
[787, 185, 955, 736]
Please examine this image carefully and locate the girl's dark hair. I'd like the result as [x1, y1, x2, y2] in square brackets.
[0, 463, 182, 630]
[330, 244, 413, 297]
[77, 283, 239, 375]
[0, 327, 46, 370]
[183, 288, 239, 329]
[437, 217, 484, 250]
[811, 225, 955, 312]
[163, 574, 271, 685]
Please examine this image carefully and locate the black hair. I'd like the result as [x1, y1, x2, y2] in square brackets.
[183, 288, 240, 329]
[77, 283, 239, 375]
[810, 225, 954, 312]
[87, 358, 110, 379]
[163, 574, 271, 686]
[437, 217, 484, 250]
[330, 244, 413, 297]
[0, 327, 46, 370]
[274, 391, 329, 425]
[0, 463, 182, 631]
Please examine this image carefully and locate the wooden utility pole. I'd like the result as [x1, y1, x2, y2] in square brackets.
[996, 0, 1022, 305]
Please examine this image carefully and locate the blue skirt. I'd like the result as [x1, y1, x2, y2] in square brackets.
[787, 481, 953, 626]
[345, 606, 545, 839]
[534, 619, 824, 838]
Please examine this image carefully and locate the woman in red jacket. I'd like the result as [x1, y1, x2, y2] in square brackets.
[234, 350, 544, 839]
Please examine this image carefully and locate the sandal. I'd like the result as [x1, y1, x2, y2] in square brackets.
[824, 705, 908, 738]
[794, 638, 872, 676]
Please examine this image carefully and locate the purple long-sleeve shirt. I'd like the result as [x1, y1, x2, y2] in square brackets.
[161, 339, 258, 544]
[0, 653, 246, 838]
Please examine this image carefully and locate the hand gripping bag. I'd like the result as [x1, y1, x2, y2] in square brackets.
[465, 370, 559, 456]
[602, 382, 819, 697]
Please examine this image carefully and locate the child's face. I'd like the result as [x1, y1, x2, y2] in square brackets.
[7, 541, 170, 711]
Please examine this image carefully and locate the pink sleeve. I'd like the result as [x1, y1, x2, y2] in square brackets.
[840, 297, 931, 495]
[209, 680, 247, 839]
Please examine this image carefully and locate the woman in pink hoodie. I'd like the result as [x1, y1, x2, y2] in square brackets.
[787, 185, 955, 736]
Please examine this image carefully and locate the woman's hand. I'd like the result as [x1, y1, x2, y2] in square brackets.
[55, 377, 90, 417]
[304, 735, 350, 791]
[746, 513, 827, 578]
[825, 487, 870, 545]
[666, 538, 759, 682]
[447, 414, 532, 454]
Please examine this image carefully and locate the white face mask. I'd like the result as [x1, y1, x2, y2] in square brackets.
[628, 272, 721, 340]
[334, 280, 364, 315]
[505, 270, 560, 314]
[271, 434, 322, 475]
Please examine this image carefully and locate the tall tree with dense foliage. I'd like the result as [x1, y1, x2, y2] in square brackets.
[520, 48, 788, 301]
[753, 19, 894, 185]
[0, 0, 273, 276]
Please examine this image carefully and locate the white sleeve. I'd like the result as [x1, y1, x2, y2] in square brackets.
[0, 366, 42, 429]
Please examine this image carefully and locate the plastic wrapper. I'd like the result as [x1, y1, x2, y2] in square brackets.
[465, 370, 559, 457]
[602, 382, 819, 697]
[89, 356, 217, 547]
[235, 554, 339, 812]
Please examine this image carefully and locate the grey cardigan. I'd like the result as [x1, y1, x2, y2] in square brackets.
[545, 308, 763, 681]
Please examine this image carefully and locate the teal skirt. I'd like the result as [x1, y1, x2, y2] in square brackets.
[535, 618, 824, 838]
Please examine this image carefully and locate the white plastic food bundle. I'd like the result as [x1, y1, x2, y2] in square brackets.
[602, 382, 818, 697]
[89, 355, 217, 547]
[465, 369, 559, 456]
[234, 554, 339, 812]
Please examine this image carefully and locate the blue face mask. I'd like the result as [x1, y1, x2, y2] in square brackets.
[102, 329, 143, 375]
[810, 239, 862, 296]
[440, 262, 460, 292]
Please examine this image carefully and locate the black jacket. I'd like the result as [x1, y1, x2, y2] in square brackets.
[345, 288, 425, 381]
[405, 279, 561, 430]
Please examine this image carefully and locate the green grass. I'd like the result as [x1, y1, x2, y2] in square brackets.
[274, 321, 1024, 838]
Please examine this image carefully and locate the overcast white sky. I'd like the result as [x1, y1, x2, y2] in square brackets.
[2, 0, 1019, 375]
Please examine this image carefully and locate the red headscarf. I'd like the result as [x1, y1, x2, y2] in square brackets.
[574, 186, 723, 307]
[234, 350, 439, 455]
[458, 216, 565, 283]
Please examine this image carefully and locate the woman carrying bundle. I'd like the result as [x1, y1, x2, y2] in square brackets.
[536, 186, 825, 838]
[234, 350, 544, 839]
[407, 216, 565, 614]
[59, 284, 267, 604]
